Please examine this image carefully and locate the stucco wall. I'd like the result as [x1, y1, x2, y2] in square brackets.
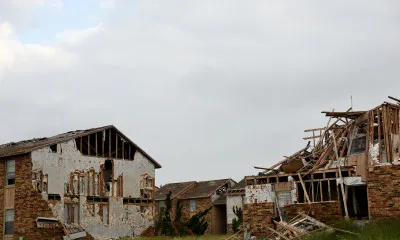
[244, 184, 274, 204]
[30, 139, 156, 239]
[226, 195, 243, 224]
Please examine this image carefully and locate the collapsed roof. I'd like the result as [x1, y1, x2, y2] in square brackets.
[256, 97, 400, 180]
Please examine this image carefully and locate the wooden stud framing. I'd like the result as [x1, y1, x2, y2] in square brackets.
[327, 180, 331, 201]
[88, 134, 91, 155]
[116, 134, 118, 159]
[109, 129, 112, 157]
[122, 141, 125, 160]
[319, 181, 323, 202]
[80, 137, 83, 153]
[297, 173, 311, 205]
[102, 131, 104, 157]
[378, 108, 382, 160]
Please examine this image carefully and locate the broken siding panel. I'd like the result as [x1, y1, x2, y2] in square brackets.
[226, 195, 243, 224]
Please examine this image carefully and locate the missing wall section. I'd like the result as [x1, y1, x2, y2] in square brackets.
[74, 128, 137, 160]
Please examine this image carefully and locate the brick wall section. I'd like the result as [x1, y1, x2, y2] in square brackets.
[181, 197, 213, 234]
[368, 165, 400, 219]
[284, 201, 342, 223]
[13, 154, 65, 240]
[242, 202, 274, 236]
[0, 160, 5, 237]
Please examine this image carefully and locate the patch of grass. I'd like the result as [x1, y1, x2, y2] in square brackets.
[122, 235, 228, 240]
[303, 220, 400, 240]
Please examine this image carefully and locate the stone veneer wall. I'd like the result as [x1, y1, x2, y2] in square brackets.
[242, 202, 274, 236]
[368, 165, 400, 219]
[284, 201, 342, 223]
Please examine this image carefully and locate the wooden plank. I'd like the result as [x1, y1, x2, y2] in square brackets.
[4, 187, 15, 209]
[319, 181, 323, 202]
[266, 226, 290, 240]
[122, 141, 125, 160]
[304, 127, 326, 132]
[332, 130, 349, 219]
[129, 144, 132, 160]
[378, 108, 382, 161]
[80, 137, 83, 153]
[303, 135, 322, 140]
[116, 134, 118, 159]
[102, 131, 104, 157]
[109, 129, 112, 157]
[88, 134, 91, 155]
[297, 173, 311, 205]
[328, 180, 331, 201]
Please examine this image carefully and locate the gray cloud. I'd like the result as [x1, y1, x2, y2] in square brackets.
[1, 1, 400, 185]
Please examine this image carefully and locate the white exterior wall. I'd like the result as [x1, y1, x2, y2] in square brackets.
[244, 183, 297, 206]
[244, 184, 275, 204]
[31, 139, 156, 239]
[226, 195, 243, 224]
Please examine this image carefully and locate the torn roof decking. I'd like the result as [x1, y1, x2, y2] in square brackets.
[0, 125, 161, 168]
[254, 98, 400, 178]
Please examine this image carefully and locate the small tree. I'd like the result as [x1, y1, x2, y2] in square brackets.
[160, 191, 173, 236]
[186, 207, 212, 235]
[232, 206, 243, 232]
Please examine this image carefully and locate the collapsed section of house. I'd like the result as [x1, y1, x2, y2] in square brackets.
[0, 125, 161, 240]
[243, 97, 400, 237]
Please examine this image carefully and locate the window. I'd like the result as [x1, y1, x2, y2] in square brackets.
[102, 205, 108, 224]
[5, 209, 14, 235]
[159, 201, 165, 214]
[190, 200, 196, 212]
[6, 160, 15, 185]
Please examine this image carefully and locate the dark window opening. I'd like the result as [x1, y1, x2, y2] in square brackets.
[104, 130, 110, 157]
[313, 173, 323, 180]
[104, 160, 113, 183]
[269, 177, 277, 183]
[117, 136, 123, 159]
[50, 144, 57, 153]
[313, 182, 321, 202]
[111, 130, 116, 158]
[325, 172, 337, 179]
[279, 176, 289, 182]
[342, 171, 350, 177]
[321, 181, 330, 201]
[89, 134, 97, 156]
[297, 183, 304, 203]
[82, 136, 89, 155]
[329, 180, 338, 200]
[48, 194, 61, 201]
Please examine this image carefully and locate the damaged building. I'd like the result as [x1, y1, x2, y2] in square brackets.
[0, 125, 161, 240]
[243, 98, 400, 236]
[155, 179, 236, 235]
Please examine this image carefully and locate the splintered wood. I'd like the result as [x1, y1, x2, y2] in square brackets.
[264, 213, 357, 240]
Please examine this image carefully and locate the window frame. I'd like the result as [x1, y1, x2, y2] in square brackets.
[4, 209, 14, 235]
[6, 160, 15, 186]
[190, 200, 196, 212]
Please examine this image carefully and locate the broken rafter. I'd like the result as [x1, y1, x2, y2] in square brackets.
[322, 111, 366, 119]
[388, 96, 400, 104]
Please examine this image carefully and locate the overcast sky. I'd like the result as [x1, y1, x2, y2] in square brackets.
[1, 0, 400, 185]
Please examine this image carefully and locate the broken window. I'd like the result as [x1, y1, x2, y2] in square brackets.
[6, 160, 15, 185]
[190, 200, 196, 212]
[349, 123, 367, 155]
[5, 209, 14, 235]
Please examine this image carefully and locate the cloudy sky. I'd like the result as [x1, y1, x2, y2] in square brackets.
[1, 0, 400, 185]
